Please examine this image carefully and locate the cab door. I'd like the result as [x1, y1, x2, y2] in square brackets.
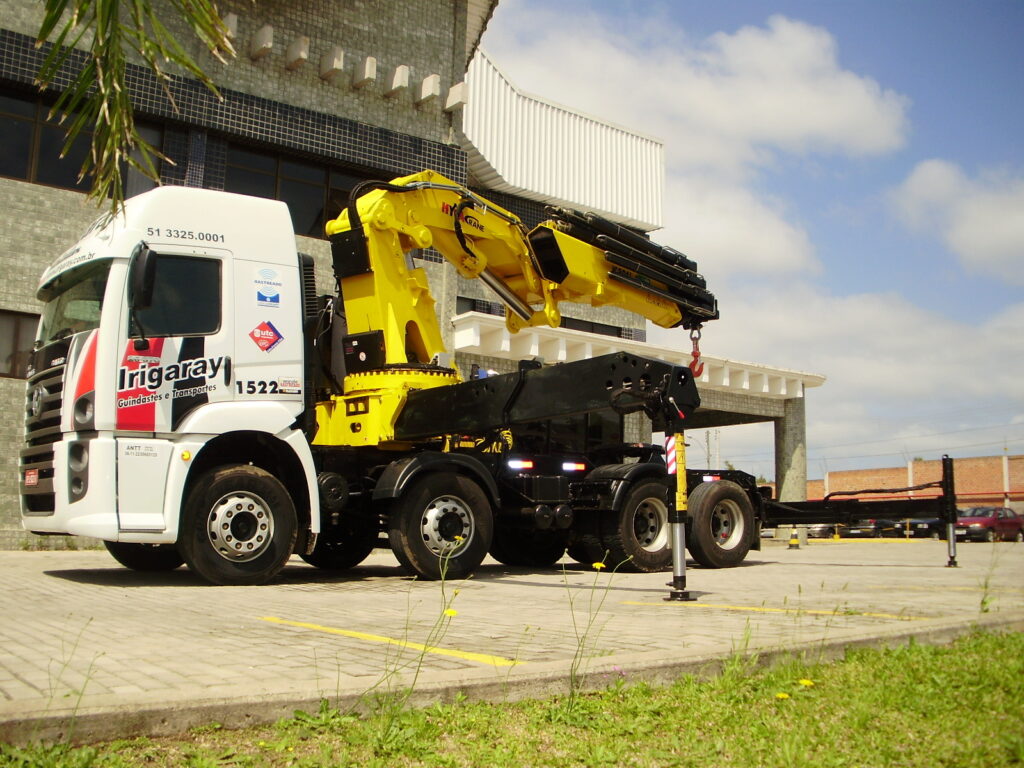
[115, 247, 233, 435]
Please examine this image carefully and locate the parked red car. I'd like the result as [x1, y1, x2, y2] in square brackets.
[954, 507, 1024, 543]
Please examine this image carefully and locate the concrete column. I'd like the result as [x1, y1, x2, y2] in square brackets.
[774, 392, 807, 502]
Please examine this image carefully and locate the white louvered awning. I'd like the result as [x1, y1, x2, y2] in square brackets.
[460, 50, 663, 231]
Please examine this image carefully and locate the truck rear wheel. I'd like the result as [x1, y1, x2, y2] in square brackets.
[601, 481, 672, 572]
[686, 480, 753, 568]
[489, 527, 567, 567]
[388, 472, 493, 580]
[300, 516, 379, 570]
[104, 541, 184, 572]
[179, 465, 297, 585]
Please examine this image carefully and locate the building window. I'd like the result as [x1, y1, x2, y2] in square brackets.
[0, 88, 163, 195]
[0, 311, 38, 379]
[223, 143, 377, 238]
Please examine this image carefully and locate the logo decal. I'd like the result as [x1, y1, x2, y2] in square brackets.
[250, 321, 284, 352]
[255, 268, 282, 308]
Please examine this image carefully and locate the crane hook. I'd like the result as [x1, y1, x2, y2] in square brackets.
[688, 327, 704, 377]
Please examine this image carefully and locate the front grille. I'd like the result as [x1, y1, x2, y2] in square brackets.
[21, 344, 67, 515]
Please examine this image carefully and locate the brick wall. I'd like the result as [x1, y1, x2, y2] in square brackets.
[806, 455, 1022, 511]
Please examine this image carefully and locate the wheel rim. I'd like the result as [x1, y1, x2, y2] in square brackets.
[206, 491, 275, 562]
[632, 497, 669, 553]
[709, 499, 746, 550]
[419, 494, 474, 556]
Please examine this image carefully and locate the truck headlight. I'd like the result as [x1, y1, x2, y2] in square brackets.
[69, 442, 89, 472]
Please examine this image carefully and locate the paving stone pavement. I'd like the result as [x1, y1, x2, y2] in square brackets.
[1, 538, 1022, 744]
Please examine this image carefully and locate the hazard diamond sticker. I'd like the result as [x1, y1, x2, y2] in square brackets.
[250, 321, 284, 352]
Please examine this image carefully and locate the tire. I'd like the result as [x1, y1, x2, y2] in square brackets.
[567, 527, 606, 565]
[984, 528, 996, 543]
[301, 515, 379, 570]
[104, 541, 184, 571]
[600, 480, 673, 573]
[179, 464, 298, 586]
[388, 472, 493, 580]
[1014, 530, 1024, 543]
[686, 480, 754, 569]
[489, 526, 567, 567]
[930, 530, 941, 541]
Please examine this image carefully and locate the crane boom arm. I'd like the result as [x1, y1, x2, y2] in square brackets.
[313, 170, 717, 449]
[324, 170, 717, 368]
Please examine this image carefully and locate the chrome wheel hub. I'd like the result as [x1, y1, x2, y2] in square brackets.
[632, 497, 669, 552]
[420, 494, 474, 556]
[710, 500, 745, 550]
[207, 491, 274, 562]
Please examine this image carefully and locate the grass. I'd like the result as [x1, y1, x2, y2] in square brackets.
[3, 631, 1022, 767]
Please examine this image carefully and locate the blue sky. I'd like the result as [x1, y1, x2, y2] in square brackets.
[480, 0, 1024, 480]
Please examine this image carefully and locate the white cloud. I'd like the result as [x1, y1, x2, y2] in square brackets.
[484, 5, 910, 177]
[660, 175, 819, 278]
[892, 160, 1024, 285]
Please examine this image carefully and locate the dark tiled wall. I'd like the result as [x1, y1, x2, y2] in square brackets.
[0, 29, 466, 184]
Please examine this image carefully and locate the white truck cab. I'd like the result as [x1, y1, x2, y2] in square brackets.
[21, 188, 319, 571]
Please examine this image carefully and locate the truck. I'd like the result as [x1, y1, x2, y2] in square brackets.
[21, 169, 776, 586]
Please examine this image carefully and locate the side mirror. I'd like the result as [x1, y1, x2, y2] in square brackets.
[128, 242, 156, 310]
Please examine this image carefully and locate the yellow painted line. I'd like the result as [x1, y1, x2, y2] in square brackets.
[621, 602, 924, 621]
[259, 616, 521, 667]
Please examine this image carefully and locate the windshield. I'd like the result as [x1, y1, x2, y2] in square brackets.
[959, 508, 993, 519]
[38, 260, 111, 344]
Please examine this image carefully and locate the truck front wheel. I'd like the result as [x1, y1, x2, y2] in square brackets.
[180, 465, 297, 585]
[686, 480, 754, 568]
[104, 541, 184, 572]
[601, 481, 672, 572]
[388, 472, 493, 580]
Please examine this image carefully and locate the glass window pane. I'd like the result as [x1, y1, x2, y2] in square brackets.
[0, 93, 36, 118]
[133, 256, 221, 337]
[280, 158, 324, 184]
[226, 144, 276, 173]
[36, 125, 91, 191]
[124, 123, 162, 198]
[224, 164, 276, 199]
[0, 115, 32, 179]
[15, 317, 37, 378]
[0, 312, 39, 379]
[330, 169, 367, 190]
[0, 315, 13, 376]
[280, 178, 326, 237]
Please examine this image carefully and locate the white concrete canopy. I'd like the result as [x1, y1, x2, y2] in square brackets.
[452, 312, 825, 399]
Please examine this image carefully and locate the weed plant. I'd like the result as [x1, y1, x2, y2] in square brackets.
[4, 631, 1021, 767]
